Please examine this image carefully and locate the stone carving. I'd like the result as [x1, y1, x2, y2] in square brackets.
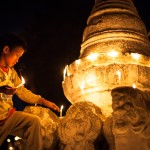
[23, 106, 60, 150]
[104, 87, 150, 150]
[103, 116, 115, 150]
[58, 101, 103, 150]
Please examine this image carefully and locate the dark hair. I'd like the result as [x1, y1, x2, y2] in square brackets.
[0, 33, 27, 54]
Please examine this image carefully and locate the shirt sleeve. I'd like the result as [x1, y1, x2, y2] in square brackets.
[12, 68, 41, 104]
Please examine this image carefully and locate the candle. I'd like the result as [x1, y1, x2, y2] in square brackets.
[116, 70, 121, 82]
[15, 76, 25, 88]
[63, 65, 68, 81]
[132, 84, 136, 89]
[87, 53, 99, 65]
[87, 53, 99, 61]
[60, 105, 64, 117]
[131, 53, 140, 63]
[75, 59, 80, 72]
[108, 50, 118, 62]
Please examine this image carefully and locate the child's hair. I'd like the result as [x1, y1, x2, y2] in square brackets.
[0, 33, 27, 54]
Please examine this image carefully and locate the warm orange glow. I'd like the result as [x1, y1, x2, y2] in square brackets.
[132, 84, 136, 88]
[63, 65, 68, 81]
[87, 53, 99, 61]
[108, 50, 118, 58]
[60, 105, 64, 117]
[76, 59, 81, 64]
[131, 53, 140, 61]
[116, 70, 121, 81]
[16, 76, 25, 88]
[80, 82, 85, 94]
[86, 73, 97, 86]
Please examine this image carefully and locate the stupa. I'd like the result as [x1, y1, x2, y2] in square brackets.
[62, 0, 150, 118]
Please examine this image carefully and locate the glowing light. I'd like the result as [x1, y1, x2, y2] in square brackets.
[75, 60, 81, 72]
[86, 73, 97, 86]
[131, 53, 140, 61]
[63, 65, 68, 81]
[9, 147, 14, 150]
[132, 84, 136, 89]
[76, 59, 81, 64]
[7, 139, 11, 142]
[87, 53, 99, 61]
[80, 82, 85, 94]
[108, 50, 118, 58]
[60, 105, 64, 117]
[116, 71, 121, 82]
[14, 136, 21, 141]
[16, 76, 25, 88]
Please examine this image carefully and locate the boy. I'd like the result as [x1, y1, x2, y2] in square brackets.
[0, 33, 60, 150]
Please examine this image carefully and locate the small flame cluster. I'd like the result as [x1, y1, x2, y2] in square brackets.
[63, 50, 142, 90]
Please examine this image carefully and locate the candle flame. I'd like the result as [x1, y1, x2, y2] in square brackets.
[108, 50, 118, 57]
[132, 84, 136, 89]
[21, 76, 25, 85]
[16, 76, 25, 88]
[76, 59, 81, 64]
[63, 65, 68, 81]
[60, 105, 64, 111]
[117, 70, 121, 81]
[131, 53, 140, 60]
[87, 53, 99, 61]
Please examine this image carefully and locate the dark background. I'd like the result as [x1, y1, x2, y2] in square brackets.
[0, 0, 150, 149]
[0, 0, 149, 114]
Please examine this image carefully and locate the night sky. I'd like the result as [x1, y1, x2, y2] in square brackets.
[0, 0, 150, 115]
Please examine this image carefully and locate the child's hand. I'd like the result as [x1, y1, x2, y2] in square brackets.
[38, 98, 60, 112]
[45, 101, 60, 112]
[0, 86, 17, 95]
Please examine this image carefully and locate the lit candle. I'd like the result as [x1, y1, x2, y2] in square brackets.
[108, 50, 118, 62]
[15, 76, 25, 88]
[108, 50, 118, 57]
[131, 53, 140, 63]
[63, 65, 68, 81]
[87, 53, 99, 61]
[60, 105, 64, 117]
[132, 84, 136, 89]
[116, 71, 121, 82]
[14, 136, 21, 141]
[75, 59, 80, 72]
[76, 59, 80, 65]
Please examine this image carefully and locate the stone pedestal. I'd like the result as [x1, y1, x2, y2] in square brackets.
[23, 106, 60, 150]
[103, 87, 150, 150]
[58, 101, 103, 150]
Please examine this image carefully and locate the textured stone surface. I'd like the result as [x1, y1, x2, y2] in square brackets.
[103, 116, 115, 150]
[62, 0, 150, 119]
[58, 101, 103, 150]
[104, 87, 150, 150]
[23, 106, 60, 150]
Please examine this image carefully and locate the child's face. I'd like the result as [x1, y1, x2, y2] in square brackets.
[3, 46, 25, 67]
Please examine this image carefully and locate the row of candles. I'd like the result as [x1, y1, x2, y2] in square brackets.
[63, 51, 141, 80]
[63, 50, 140, 91]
